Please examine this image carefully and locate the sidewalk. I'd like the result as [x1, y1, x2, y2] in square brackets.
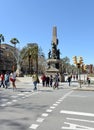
[72, 85, 94, 91]
[59, 82, 94, 91]
[16, 77, 94, 91]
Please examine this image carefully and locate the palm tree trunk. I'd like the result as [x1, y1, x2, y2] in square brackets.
[36, 54, 38, 74]
[29, 55, 31, 74]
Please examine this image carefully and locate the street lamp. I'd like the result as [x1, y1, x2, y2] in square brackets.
[73, 56, 83, 88]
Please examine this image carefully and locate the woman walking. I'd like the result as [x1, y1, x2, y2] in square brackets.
[10, 71, 17, 91]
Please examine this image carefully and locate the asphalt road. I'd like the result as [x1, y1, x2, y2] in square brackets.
[0, 80, 94, 130]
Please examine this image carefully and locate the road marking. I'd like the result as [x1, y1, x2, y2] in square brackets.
[60, 110, 94, 117]
[11, 95, 18, 98]
[12, 99, 17, 102]
[61, 91, 73, 100]
[17, 93, 25, 96]
[36, 118, 44, 122]
[24, 92, 30, 94]
[56, 101, 60, 104]
[50, 106, 55, 109]
[46, 109, 52, 112]
[0, 104, 6, 106]
[61, 122, 94, 130]
[29, 124, 39, 129]
[6, 102, 12, 105]
[58, 99, 62, 102]
[69, 95, 86, 98]
[29, 91, 73, 129]
[53, 103, 58, 106]
[41, 113, 48, 117]
[1, 99, 8, 101]
[67, 117, 94, 123]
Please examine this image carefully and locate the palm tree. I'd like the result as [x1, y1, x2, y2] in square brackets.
[21, 44, 38, 74]
[10, 38, 19, 72]
[23, 46, 33, 74]
[0, 34, 4, 43]
[0, 34, 4, 59]
[10, 38, 19, 47]
[31, 45, 38, 73]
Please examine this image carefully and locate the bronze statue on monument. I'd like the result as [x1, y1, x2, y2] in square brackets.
[46, 26, 64, 82]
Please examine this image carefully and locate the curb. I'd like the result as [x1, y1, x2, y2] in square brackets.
[72, 87, 94, 91]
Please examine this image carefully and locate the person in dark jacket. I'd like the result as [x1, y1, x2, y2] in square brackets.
[0, 72, 5, 88]
[46, 75, 50, 87]
[41, 73, 46, 87]
[67, 75, 71, 86]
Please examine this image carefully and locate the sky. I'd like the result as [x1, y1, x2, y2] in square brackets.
[0, 0, 94, 65]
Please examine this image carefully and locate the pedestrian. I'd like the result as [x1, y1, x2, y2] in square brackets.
[32, 72, 38, 90]
[10, 71, 17, 91]
[73, 75, 75, 81]
[5, 71, 10, 89]
[45, 75, 50, 87]
[87, 77, 90, 86]
[41, 73, 46, 87]
[53, 73, 59, 89]
[0, 72, 5, 88]
[67, 75, 71, 86]
[49, 75, 53, 87]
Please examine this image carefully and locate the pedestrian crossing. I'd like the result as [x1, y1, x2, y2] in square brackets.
[0, 90, 41, 107]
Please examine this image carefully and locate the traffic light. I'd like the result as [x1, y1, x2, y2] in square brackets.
[84, 64, 87, 70]
[73, 56, 77, 64]
[77, 63, 80, 68]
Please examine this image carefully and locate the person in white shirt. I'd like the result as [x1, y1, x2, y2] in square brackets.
[10, 71, 17, 90]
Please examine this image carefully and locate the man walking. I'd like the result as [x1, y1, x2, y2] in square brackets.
[32, 72, 38, 90]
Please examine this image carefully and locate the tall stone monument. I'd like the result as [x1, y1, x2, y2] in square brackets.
[46, 26, 63, 81]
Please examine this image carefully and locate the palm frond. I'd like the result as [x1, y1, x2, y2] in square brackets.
[10, 38, 19, 44]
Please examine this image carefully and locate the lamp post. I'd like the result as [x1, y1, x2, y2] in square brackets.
[73, 56, 83, 88]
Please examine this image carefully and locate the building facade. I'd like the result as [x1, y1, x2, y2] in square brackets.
[0, 44, 17, 73]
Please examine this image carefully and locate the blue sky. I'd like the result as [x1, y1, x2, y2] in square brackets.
[0, 0, 94, 65]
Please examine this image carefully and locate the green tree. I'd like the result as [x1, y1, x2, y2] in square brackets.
[21, 44, 38, 74]
[10, 38, 20, 72]
[61, 56, 77, 74]
[0, 34, 4, 43]
[61, 56, 70, 73]
[10, 38, 19, 48]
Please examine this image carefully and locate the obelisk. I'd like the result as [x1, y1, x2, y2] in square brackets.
[52, 26, 58, 45]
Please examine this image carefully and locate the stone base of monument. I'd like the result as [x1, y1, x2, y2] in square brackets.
[46, 59, 65, 82]
[46, 66, 59, 75]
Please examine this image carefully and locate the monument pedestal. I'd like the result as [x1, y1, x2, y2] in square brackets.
[46, 59, 64, 82]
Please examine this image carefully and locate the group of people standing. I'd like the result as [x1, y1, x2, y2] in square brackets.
[32, 72, 60, 90]
[0, 71, 17, 90]
[41, 73, 60, 89]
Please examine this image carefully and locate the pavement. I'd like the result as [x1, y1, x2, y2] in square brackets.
[16, 77, 94, 91]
